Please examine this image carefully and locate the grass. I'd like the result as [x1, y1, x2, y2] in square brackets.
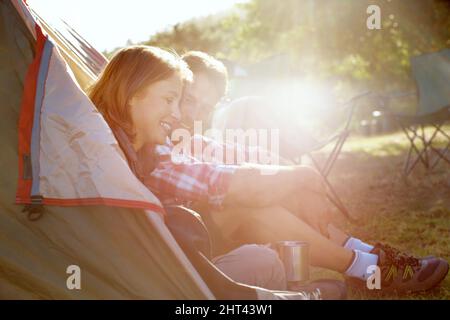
[342, 125, 450, 157]
[309, 126, 450, 299]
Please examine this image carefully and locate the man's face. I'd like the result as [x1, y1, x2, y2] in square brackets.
[179, 72, 223, 130]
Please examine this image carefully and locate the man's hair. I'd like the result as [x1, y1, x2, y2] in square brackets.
[182, 51, 228, 98]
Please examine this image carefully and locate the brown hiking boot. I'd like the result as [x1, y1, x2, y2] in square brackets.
[347, 243, 449, 294]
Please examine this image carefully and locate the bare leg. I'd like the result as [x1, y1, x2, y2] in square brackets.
[282, 188, 351, 246]
[211, 205, 354, 273]
[327, 224, 350, 246]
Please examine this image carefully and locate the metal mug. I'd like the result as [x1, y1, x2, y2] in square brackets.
[275, 241, 310, 284]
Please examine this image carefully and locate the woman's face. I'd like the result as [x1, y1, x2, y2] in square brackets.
[129, 73, 183, 150]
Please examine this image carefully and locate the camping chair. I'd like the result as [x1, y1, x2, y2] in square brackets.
[374, 49, 450, 177]
[293, 91, 373, 223]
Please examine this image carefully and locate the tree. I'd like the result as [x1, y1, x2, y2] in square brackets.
[122, 0, 450, 92]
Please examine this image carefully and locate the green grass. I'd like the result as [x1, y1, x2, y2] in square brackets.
[341, 125, 450, 157]
[310, 126, 450, 299]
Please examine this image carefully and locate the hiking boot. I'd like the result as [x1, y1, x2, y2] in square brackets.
[371, 243, 435, 261]
[288, 279, 347, 300]
[347, 243, 449, 294]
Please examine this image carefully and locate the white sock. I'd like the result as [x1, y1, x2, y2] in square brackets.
[343, 237, 374, 253]
[345, 250, 379, 280]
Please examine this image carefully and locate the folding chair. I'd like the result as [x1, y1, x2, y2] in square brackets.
[293, 91, 373, 223]
[375, 49, 450, 177]
[394, 109, 450, 177]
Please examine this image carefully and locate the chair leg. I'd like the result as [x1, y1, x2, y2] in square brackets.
[402, 125, 420, 176]
[401, 124, 429, 176]
[321, 133, 346, 177]
[308, 153, 356, 223]
[324, 132, 350, 178]
[415, 122, 449, 169]
[401, 121, 450, 176]
[430, 123, 450, 169]
[403, 144, 414, 176]
[407, 125, 430, 167]
[420, 125, 430, 169]
[324, 178, 357, 223]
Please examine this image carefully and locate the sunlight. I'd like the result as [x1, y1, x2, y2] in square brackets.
[263, 79, 336, 130]
[27, 0, 248, 51]
[296, 82, 331, 110]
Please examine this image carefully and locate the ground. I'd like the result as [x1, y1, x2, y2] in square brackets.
[309, 126, 450, 299]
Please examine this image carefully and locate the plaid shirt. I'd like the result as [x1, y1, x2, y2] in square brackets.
[113, 126, 270, 210]
[143, 135, 245, 209]
[147, 134, 278, 209]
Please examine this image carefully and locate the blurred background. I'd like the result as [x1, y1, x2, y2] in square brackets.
[139, 0, 450, 129]
[29, 0, 450, 134]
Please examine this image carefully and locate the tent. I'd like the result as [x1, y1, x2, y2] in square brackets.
[0, 0, 214, 299]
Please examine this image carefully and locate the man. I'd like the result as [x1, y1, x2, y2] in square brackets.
[146, 51, 448, 294]
[178, 51, 226, 132]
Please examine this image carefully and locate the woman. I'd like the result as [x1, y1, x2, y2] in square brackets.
[88, 46, 448, 295]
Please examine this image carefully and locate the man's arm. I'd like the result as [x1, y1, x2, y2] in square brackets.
[223, 164, 325, 208]
[193, 134, 293, 166]
[223, 164, 331, 236]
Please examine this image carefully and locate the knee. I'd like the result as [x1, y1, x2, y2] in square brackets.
[214, 243, 287, 290]
[239, 244, 287, 290]
[239, 244, 277, 262]
[294, 165, 326, 193]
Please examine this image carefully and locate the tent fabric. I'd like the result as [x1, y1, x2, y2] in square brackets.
[11, 0, 36, 39]
[28, 6, 107, 90]
[1, 0, 214, 299]
[13, 3, 164, 213]
[0, 206, 211, 299]
[411, 49, 450, 116]
[16, 26, 165, 214]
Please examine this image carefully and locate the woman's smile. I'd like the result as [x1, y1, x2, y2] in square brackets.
[129, 74, 183, 149]
[160, 120, 173, 135]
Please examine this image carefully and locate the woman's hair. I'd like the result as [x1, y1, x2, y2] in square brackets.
[88, 45, 192, 138]
[182, 51, 228, 98]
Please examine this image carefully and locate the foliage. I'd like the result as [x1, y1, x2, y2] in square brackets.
[135, 0, 450, 90]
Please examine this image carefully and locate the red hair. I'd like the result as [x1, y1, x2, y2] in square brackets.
[89, 46, 192, 138]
